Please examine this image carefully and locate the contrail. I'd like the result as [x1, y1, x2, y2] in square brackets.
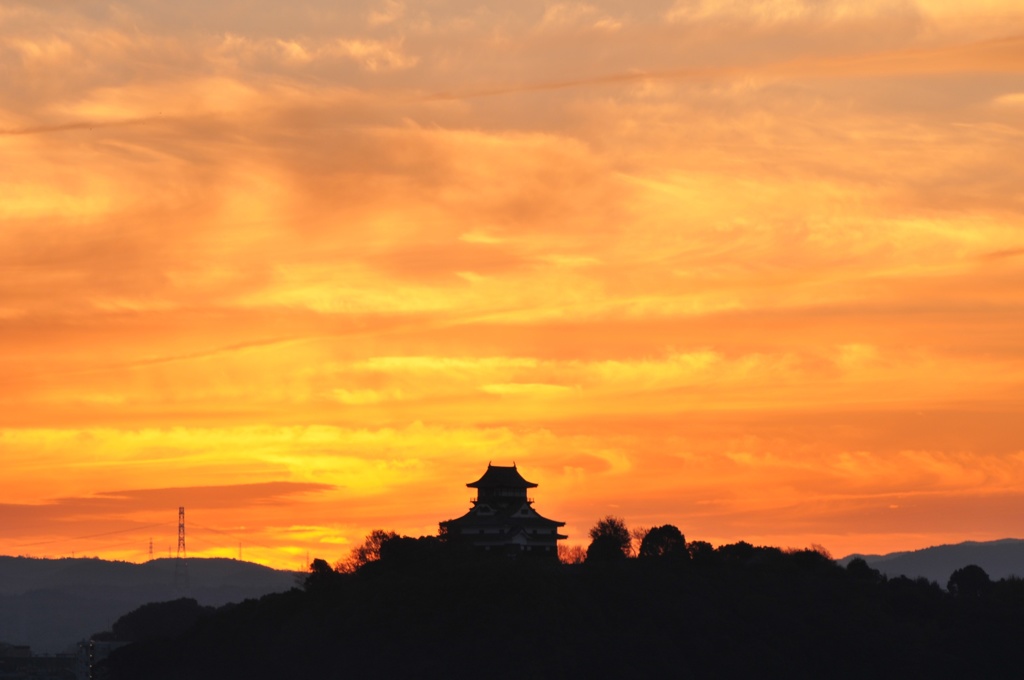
[0, 115, 166, 136]
[424, 34, 1024, 101]
[979, 247, 1024, 261]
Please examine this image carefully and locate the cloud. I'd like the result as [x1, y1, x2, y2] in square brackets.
[664, 0, 919, 25]
[992, 92, 1024, 107]
[212, 34, 418, 71]
[368, 0, 405, 27]
[2, 0, 1024, 566]
[480, 383, 575, 397]
[537, 3, 624, 32]
[17, 481, 334, 517]
[0, 482, 334, 549]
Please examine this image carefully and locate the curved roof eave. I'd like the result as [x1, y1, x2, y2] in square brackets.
[466, 463, 538, 489]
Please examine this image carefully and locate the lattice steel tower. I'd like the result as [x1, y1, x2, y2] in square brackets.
[174, 506, 190, 591]
[177, 507, 186, 559]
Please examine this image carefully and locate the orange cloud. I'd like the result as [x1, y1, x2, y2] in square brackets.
[1, 0, 1023, 568]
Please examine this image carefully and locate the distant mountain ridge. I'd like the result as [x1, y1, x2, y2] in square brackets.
[0, 556, 298, 654]
[839, 538, 1024, 585]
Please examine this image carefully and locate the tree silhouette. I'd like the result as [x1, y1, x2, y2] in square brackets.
[947, 564, 992, 599]
[687, 540, 716, 565]
[630, 526, 650, 556]
[558, 544, 587, 564]
[586, 516, 631, 562]
[846, 557, 884, 583]
[304, 558, 342, 592]
[717, 541, 754, 565]
[377, 535, 448, 567]
[338, 529, 399, 573]
[638, 524, 688, 561]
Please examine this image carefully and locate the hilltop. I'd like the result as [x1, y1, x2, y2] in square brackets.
[0, 556, 298, 654]
[839, 539, 1024, 584]
[103, 542, 1024, 680]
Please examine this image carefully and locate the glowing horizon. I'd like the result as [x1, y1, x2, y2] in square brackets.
[2, 0, 1024, 570]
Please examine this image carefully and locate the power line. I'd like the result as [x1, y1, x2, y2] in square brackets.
[14, 522, 168, 548]
[189, 523, 247, 542]
[190, 523, 281, 553]
[68, 536, 154, 554]
[12, 514, 308, 566]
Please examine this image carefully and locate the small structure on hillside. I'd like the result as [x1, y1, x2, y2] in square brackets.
[440, 463, 567, 557]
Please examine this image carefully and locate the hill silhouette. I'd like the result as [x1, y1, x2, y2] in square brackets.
[0, 556, 297, 654]
[102, 539, 1024, 680]
[840, 539, 1024, 583]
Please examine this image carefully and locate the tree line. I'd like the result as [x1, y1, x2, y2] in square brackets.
[100, 517, 1024, 679]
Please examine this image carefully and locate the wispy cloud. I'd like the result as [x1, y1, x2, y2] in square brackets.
[1, 0, 1023, 566]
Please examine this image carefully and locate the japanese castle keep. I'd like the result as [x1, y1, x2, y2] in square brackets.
[440, 463, 567, 557]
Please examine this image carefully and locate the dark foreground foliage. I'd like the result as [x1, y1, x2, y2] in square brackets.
[103, 544, 1024, 680]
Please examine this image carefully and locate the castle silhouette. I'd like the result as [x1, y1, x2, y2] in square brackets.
[440, 463, 566, 557]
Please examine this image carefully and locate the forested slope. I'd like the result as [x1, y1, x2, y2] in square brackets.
[103, 542, 1024, 680]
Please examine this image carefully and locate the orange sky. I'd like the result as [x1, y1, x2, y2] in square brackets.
[2, 0, 1023, 570]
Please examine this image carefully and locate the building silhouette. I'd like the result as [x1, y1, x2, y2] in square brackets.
[440, 463, 566, 557]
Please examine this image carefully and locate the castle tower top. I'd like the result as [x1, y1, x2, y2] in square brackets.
[466, 463, 538, 490]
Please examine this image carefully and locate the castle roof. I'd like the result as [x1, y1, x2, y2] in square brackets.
[466, 463, 537, 489]
[444, 503, 565, 529]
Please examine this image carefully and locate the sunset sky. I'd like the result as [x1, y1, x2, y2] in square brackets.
[2, 0, 1023, 570]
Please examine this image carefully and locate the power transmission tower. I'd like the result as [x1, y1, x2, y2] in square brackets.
[177, 507, 186, 559]
[148, 538, 153, 561]
[174, 506, 190, 591]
